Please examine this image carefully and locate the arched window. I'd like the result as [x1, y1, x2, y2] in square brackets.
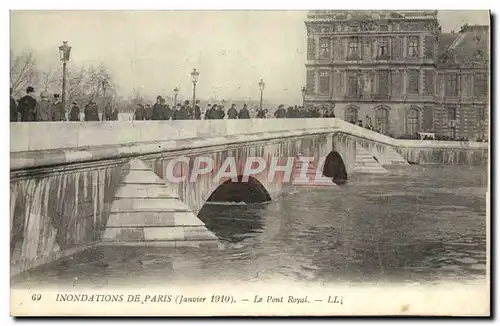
[375, 107, 389, 134]
[344, 106, 358, 123]
[407, 108, 420, 135]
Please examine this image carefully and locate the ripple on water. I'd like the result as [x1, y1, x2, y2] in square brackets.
[453, 257, 479, 265]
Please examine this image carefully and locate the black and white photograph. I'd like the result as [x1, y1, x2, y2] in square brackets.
[9, 8, 490, 316]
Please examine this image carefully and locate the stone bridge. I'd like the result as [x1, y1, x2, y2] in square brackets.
[10, 119, 488, 275]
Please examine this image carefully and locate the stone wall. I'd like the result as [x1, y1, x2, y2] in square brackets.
[10, 164, 126, 275]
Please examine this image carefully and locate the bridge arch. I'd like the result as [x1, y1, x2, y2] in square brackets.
[205, 175, 272, 204]
[322, 150, 348, 184]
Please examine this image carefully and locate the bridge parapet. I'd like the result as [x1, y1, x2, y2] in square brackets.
[10, 119, 340, 153]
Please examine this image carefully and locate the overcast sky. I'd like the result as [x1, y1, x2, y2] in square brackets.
[10, 10, 490, 103]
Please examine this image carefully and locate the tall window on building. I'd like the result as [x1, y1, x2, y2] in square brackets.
[318, 70, 331, 94]
[345, 106, 358, 123]
[406, 108, 420, 135]
[448, 107, 457, 121]
[307, 38, 316, 60]
[377, 38, 389, 58]
[477, 107, 486, 140]
[446, 73, 458, 97]
[347, 72, 359, 98]
[377, 70, 389, 98]
[423, 70, 435, 96]
[375, 107, 389, 134]
[473, 73, 487, 97]
[407, 69, 420, 95]
[319, 38, 331, 59]
[407, 37, 419, 57]
[348, 38, 359, 58]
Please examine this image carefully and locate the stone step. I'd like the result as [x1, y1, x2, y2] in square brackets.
[114, 184, 180, 199]
[106, 211, 205, 228]
[354, 145, 388, 174]
[110, 198, 191, 212]
[102, 226, 218, 242]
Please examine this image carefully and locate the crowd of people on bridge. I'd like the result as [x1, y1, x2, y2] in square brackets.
[10, 87, 337, 122]
[131, 96, 336, 121]
[10, 87, 120, 122]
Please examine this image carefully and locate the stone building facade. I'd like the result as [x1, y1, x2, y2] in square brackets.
[304, 10, 489, 139]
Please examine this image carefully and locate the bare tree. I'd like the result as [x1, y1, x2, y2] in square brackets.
[10, 51, 39, 97]
[40, 68, 61, 93]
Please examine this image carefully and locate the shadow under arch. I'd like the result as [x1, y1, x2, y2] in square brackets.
[322, 151, 348, 185]
[206, 175, 272, 204]
[198, 176, 271, 243]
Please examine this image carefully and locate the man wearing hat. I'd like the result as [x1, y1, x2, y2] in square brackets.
[18, 86, 37, 122]
[69, 102, 80, 121]
[274, 104, 286, 119]
[36, 92, 52, 121]
[51, 93, 65, 121]
[194, 100, 201, 120]
[151, 96, 164, 120]
[227, 103, 238, 119]
[238, 104, 250, 119]
[216, 104, 225, 119]
[84, 99, 99, 121]
[256, 107, 267, 119]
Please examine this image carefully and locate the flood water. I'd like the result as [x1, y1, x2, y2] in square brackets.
[11, 165, 488, 288]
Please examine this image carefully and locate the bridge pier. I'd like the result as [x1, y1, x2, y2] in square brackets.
[101, 159, 220, 248]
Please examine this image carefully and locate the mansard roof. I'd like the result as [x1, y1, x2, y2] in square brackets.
[306, 10, 438, 21]
[437, 25, 489, 69]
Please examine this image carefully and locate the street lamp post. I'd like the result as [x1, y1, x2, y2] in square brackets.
[102, 79, 108, 98]
[258, 78, 265, 111]
[301, 86, 306, 107]
[190, 69, 199, 120]
[58, 41, 72, 113]
[173, 87, 179, 106]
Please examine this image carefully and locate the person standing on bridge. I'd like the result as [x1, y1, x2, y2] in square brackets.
[110, 105, 119, 121]
[69, 102, 80, 121]
[256, 107, 267, 119]
[274, 104, 286, 118]
[51, 94, 65, 121]
[227, 104, 238, 119]
[238, 104, 250, 119]
[10, 88, 18, 122]
[182, 100, 193, 120]
[102, 101, 113, 121]
[204, 104, 215, 119]
[143, 104, 153, 120]
[18, 86, 37, 122]
[151, 96, 163, 120]
[36, 92, 52, 122]
[84, 100, 100, 121]
[134, 104, 146, 120]
[194, 100, 202, 120]
[173, 102, 189, 120]
[216, 105, 225, 119]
